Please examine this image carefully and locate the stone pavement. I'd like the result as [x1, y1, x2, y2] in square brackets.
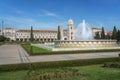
[0, 44, 119, 65]
[29, 52, 119, 62]
[0, 45, 29, 65]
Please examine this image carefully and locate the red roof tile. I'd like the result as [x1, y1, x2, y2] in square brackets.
[17, 30, 57, 33]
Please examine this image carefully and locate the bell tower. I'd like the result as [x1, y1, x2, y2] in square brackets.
[67, 19, 75, 40]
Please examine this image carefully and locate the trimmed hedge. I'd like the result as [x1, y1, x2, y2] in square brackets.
[103, 62, 120, 68]
[25, 68, 79, 80]
[0, 57, 120, 72]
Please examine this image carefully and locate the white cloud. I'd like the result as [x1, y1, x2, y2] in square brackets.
[45, 12, 58, 17]
[38, 10, 59, 18]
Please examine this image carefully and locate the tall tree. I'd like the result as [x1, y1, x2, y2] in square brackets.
[101, 27, 105, 39]
[0, 35, 5, 42]
[30, 26, 34, 54]
[116, 30, 120, 42]
[112, 26, 117, 39]
[30, 26, 34, 42]
[94, 32, 100, 39]
[57, 25, 61, 40]
[106, 34, 111, 39]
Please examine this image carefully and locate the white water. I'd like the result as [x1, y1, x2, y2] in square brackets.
[75, 20, 93, 40]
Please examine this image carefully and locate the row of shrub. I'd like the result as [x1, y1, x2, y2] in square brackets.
[25, 68, 79, 80]
[0, 42, 4, 45]
[103, 62, 120, 68]
[0, 57, 120, 72]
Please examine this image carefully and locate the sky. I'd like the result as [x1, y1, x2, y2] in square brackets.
[0, 0, 120, 31]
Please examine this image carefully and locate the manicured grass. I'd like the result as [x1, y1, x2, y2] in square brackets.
[22, 44, 50, 54]
[0, 70, 27, 80]
[0, 64, 120, 80]
[72, 65, 120, 80]
[22, 44, 120, 55]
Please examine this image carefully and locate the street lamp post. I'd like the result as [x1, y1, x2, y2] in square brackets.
[1, 20, 5, 42]
[1, 21, 4, 36]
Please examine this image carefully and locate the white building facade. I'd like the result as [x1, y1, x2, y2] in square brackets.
[1, 28, 57, 42]
[2, 28, 16, 41]
[1, 19, 104, 42]
[16, 30, 57, 42]
[60, 19, 75, 40]
[92, 28, 102, 37]
[67, 19, 75, 40]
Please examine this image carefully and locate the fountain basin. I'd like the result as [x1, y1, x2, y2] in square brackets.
[54, 40, 117, 47]
[32, 40, 120, 51]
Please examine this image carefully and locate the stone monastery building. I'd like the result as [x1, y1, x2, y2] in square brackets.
[0, 19, 103, 42]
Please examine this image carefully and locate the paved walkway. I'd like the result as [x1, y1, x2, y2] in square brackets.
[0, 45, 29, 65]
[29, 52, 120, 62]
[0, 45, 120, 65]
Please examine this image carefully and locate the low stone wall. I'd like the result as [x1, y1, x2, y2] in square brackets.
[32, 43, 120, 51]
[54, 40, 117, 47]
[51, 47, 120, 51]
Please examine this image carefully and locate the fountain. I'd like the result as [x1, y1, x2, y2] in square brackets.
[33, 19, 119, 51]
[54, 20, 117, 49]
[75, 20, 93, 40]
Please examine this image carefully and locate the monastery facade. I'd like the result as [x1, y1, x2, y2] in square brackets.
[0, 19, 103, 42]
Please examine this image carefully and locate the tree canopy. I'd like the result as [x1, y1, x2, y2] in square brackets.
[116, 29, 120, 41]
[30, 26, 34, 42]
[112, 26, 117, 39]
[57, 25, 61, 40]
[94, 32, 100, 39]
[101, 27, 105, 39]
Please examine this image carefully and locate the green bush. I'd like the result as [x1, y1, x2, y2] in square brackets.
[119, 53, 120, 57]
[0, 57, 120, 72]
[103, 62, 120, 68]
[25, 68, 79, 80]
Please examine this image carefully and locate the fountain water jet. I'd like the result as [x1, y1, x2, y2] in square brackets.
[75, 20, 93, 40]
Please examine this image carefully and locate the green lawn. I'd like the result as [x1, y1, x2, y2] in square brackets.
[72, 65, 120, 80]
[22, 44, 50, 54]
[0, 64, 120, 80]
[22, 44, 120, 55]
[0, 70, 27, 80]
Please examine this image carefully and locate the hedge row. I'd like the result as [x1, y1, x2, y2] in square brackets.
[103, 62, 120, 68]
[0, 57, 120, 72]
[25, 68, 79, 80]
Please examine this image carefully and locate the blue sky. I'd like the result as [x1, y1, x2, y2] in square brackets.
[0, 0, 120, 31]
